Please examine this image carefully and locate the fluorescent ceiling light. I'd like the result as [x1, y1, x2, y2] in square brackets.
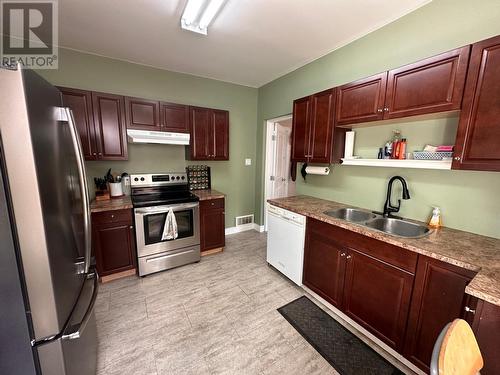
[181, 0, 226, 35]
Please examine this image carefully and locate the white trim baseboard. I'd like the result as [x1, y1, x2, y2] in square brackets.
[225, 223, 265, 235]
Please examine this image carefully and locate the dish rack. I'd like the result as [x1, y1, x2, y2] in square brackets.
[413, 151, 453, 160]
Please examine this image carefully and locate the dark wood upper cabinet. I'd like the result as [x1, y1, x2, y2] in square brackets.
[335, 72, 387, 125]
[160, 102, 189, 133]
[125, 97, 160, 131]
[453, 35, 500, 172]
[303, 218, 346, 308]
[384, 46, 470, 119]
[309, 89, 337, 163]
[188, 106, 229, 161]
[291, 96, 311, 162]
[404, 256, 476, 373]
[200, 198, 225, 252]
[92, 209, 136, 276]
[291, 90, 344, 164]
[211, 109, 229, 160]
[59, 87, 97, 160]
[92, 92, 128, 160]
[343, 248, 413, 351]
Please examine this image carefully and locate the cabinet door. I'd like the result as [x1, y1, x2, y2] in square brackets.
[59, 87, 97, 160]
[125, 97, 160, 131]
[291, 96, 311, 162]
[160, 102, 189, 133]
[343, 248, 413, 351]
[200, 199, 225, 252]
[384, 46, 470, 119]
[211, 109, 229, 160]
[93, 222, 135, 276]
[404, 256, 476, 372]
[92, 92, 128, 160]
[189, 106, 211, 160]
[303, 219, 346, 308]
[308, 89, 335, 164]
[469, 300, 500, 375]
[453, 35, 500, 172]
[335, 72, 387, 125]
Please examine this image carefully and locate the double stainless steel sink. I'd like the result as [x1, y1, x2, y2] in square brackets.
[323, 208, 432, 238]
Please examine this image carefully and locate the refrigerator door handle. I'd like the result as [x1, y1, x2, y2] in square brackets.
[65, 107, 92, 274]
[32, 268, 99, 347]
[62, 269, 99, 340]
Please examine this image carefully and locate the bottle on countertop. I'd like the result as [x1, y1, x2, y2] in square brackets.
[428, 206, 442, 229]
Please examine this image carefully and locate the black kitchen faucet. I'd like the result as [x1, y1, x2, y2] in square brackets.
[383, 176, 410, 217]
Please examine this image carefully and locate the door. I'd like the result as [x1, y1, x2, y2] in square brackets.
[272, 122, 293, 199]
[335, 72, 387, 125]
[343, 248, 413, 350]
[189, 106, 211, 160]
[92, 92, 128, 160]
[384, 46, 470, 119]
[200, 199, 225, 252]
[404, 256, 475, 372]
[291, 96, 311, 161]
[453, 35, 500, 172]
[303, 219, 346, 308]
[0, 68, 97, 375]
[160, 102, 189, 133]
[93, 222, 135, 276]
[59, 87, 97, 160]
[211, 109, 229, 160]
[125, 97, 160, 131]
[309, 89, 335, 163]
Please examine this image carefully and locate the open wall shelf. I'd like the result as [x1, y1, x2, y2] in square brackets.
[340, 158, 452, 170]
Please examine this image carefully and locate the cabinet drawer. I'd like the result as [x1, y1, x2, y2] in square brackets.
[200, 198, 224, 210]
[92, 209, 132, 225]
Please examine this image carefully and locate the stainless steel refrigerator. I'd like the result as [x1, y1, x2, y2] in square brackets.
[0, 65, 98, 375]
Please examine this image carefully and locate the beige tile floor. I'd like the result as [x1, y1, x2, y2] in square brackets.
[95, 231, 341, 375]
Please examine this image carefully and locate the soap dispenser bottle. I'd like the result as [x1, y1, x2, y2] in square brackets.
[428, 206, 442, 229]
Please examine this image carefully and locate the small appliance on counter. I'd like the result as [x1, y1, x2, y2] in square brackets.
[186, 165, 211, 190]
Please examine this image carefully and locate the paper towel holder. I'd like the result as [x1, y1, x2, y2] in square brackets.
[301, 163, 331, 181]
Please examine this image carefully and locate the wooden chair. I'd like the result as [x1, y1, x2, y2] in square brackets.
[430, 319, 484, 375]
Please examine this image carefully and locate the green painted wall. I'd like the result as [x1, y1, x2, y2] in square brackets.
[39, 48, 258, 228]
[255, 0, 500, 238]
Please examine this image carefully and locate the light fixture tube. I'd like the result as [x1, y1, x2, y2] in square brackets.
[199, 0, 225, 29]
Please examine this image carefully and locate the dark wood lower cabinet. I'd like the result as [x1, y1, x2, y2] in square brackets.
[200, 198, 225, 252]
[92, 209, 136, 276]
[303, 219, 346, 308]
[343, 249, 413, 351]
[403, 256, 476, 373]
[467, 299, 500, 375]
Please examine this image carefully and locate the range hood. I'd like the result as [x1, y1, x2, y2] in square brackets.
[127, 129, 190, 145]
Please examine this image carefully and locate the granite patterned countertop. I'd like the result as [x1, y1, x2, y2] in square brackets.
[268, 195, 500, 307]
[90, 196, 133, 213]
[193, 189, 225, 201]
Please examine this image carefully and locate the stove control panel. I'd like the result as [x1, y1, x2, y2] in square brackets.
[131, 173, 187, 187]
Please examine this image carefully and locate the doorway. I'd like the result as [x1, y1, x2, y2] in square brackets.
[264, 114, 295, 231]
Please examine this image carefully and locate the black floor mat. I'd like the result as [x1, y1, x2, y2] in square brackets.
[277, 296, 405, 375]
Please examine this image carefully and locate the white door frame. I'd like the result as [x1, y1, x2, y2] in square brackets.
[263, 114, 293, 231]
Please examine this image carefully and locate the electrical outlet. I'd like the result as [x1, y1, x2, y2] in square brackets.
[245, 158, 252, 166]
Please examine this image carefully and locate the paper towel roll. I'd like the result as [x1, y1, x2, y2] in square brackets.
[344, 131, 355, 159]
[305, 166, 330, 175]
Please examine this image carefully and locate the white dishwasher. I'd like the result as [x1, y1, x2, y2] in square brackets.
[266, 204, 306, 286]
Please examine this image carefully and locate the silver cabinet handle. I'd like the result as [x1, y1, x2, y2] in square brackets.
[377, 109, 383, 113]
[454, 156, 461, 161]
[65, 108, 91, 274]
[383, 107, 389, 112]
[340, 252, 346, 257]
[346, 255, 352, 259]
[464, 306, 476, 314]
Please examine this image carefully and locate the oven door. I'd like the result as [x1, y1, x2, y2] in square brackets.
[135, 202, 200, 257]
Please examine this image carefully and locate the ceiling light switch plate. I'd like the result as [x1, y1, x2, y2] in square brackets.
[245, 158, 252, 166]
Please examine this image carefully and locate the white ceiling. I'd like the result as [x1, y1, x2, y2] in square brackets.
[59, 0, 431, 87]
